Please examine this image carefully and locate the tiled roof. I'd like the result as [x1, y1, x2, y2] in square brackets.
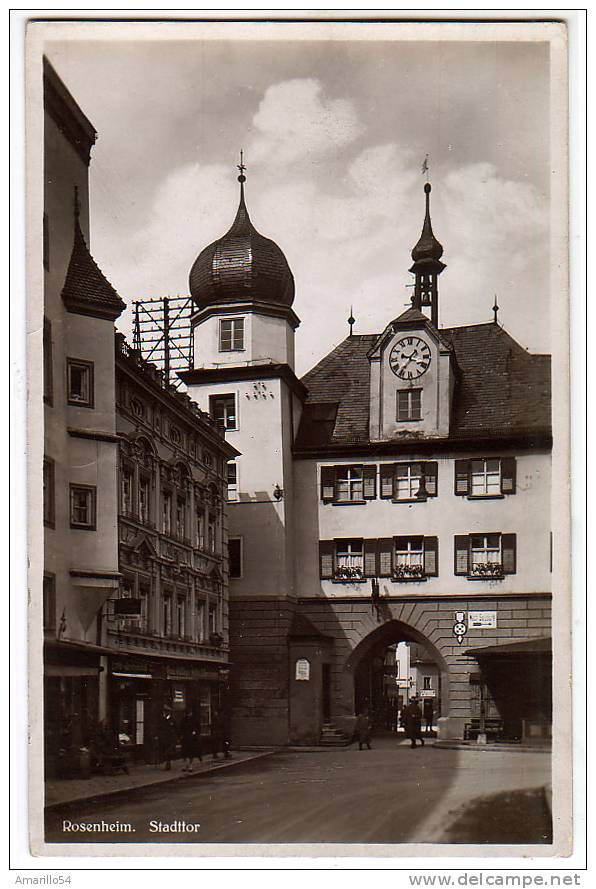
[296, 322, 551, 451]
[62, 221, 126, 321]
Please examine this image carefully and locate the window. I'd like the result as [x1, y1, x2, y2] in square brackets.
[397, 389, 422, 421]
[121, 466, 134, 516]
[176, 597, 186, 637]
[162, 595, 172, 636]
[394, 536, 424, 576]
[43, 317, 53, 405]
[321, 465, 376, 503]
[455, 458, 516, 497]
[379, 462, 438, 500]
[195, 505, 205, 550]
[138, 583, 150, 633]
[423, 676, 432, 690]
[209, 603, 218, 635]
[69, 485, 96, 529]
[208, 512, 216, 552]
[219, 317, 244, 352]
[175, 496, 186, 539]
[138, 475, 150, 523]
[335, 539, 364, 580]
[162, 491, 172, 535]
[210, 394, 237, 431]
[43, 457, 55, 527]
[226, 462, 238, 501]
[229, 537, 242, 579]
[43, 573, 56, 631]
[67, 359, 94, 407]
[43, 213, 50, 271]
[454, 533, 517, 578]
[195, 599, 205, 642]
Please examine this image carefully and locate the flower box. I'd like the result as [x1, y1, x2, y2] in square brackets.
[334, 566, 364, 581]
[469, 562, 504, 579]
[392, 565, 425, 580]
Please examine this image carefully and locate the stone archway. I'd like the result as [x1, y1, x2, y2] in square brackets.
[342, 618, 451, 721]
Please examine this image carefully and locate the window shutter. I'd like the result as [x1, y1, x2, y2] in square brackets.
[378, 538, 394, 577]
[500, 458, 517, 495]
[380, 464, 395, 499]
[454, 535, 470, 575]
[501, 533, 517, 574]
[454, 460, 470, 496]
[363, 465, 377, 499]
[423, 536, 439, 576]
[319, 540, 335, 579]
[320, 466, 336, 503]
[364, 539, 378, 577]
[424, 461, 438, 497]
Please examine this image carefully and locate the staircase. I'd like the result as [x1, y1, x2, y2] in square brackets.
[319, 723, 352, 747]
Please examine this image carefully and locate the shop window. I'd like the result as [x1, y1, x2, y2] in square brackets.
[219, 317, 244, 352]
[210, 394, 237, 431]
[43, 457, 55, 527]
[67, 358, 94, 408]
[43, 573, 56, 631]
[454, 533, 517, 578]
[69, 485, 96, 530]
[226, 462, 238, 501]
[396, 388, 422, 422]
[228, 537, 242, 579]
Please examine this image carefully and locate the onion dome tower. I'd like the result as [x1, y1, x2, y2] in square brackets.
[186, 156, 300, 371]
[409, 182, 446, 328]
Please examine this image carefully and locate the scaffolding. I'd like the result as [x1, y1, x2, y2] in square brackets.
[132, 296, 194, 388]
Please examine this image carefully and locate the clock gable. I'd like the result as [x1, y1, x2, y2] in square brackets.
[369, 312, 453, 441]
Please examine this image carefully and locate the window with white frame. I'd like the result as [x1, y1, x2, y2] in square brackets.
[394, 536, 424, 576]
[67, 359, 94, 407]
[335, 539, 364, 580]
[121, 466, 134, 516]
[423, 676, 432, 690]
[211, 394, 237, 431]
[336, 466, 364, 502]
[70, 485, 96, 529]
[396, 389, 422, 421]
[395, 463, 422, 500]
[470, 534, 501, 575]
[226, 462, 238, 501]
[219, 318, 244, 352]
[470, 459, 501, 496]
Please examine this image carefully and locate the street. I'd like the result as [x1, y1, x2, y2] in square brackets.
[45, 737, 551, 845]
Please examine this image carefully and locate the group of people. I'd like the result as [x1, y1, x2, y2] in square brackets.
[355, 696, 435, 750]
[160, 705, 231, 772]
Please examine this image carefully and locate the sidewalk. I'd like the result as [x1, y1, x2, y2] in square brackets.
[45, 749, 276, 811]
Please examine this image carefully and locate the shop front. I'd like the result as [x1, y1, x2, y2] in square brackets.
[109, 654, 227, 763]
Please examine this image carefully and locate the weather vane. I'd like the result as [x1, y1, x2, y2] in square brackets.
[237, 149, 246, 183]
[493, 296, 499, 324]
[348, 306, 355, 337]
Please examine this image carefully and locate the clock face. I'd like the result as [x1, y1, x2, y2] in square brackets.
[389, 336, 432, 380]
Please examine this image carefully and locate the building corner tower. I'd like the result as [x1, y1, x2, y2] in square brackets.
[180, 164, 305, 744]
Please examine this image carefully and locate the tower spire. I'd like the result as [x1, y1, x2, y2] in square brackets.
[409, 181, 446, 328]
[348, 306, 355, 337]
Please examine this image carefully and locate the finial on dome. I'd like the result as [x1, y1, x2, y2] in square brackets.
[493, 296, 499, 324]
[237, 149, 246, 184]
[348, 306, 355, 337]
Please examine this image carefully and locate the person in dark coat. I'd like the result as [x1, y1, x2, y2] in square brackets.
[180, 709, 202, 772]
[160, 705, 178, 770]
[403, 697, 425, 748]
[423, 698, 434, 734]
[355, 708, 372, 750]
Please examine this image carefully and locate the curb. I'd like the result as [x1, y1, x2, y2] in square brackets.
[44, 750, 276, 813]
[432, 741, 551, 753]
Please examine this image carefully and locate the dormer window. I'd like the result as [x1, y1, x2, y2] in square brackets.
[219, 317, 244, 352]
[397, 388, 422, 421]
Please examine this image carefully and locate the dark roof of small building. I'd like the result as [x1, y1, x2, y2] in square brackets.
[62, 218, 126, 321]
[295, 321, 551, 452]
[466, 637, 551, 657]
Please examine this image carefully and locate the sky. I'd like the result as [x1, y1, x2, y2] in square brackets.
[46, 33, 551, 376]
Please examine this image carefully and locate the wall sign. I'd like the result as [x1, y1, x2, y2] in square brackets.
[295, 658, 310, 681]
[468, 611, 498, 629]
[453, 611, 467, 645]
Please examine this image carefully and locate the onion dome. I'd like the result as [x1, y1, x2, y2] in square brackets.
[411, 182, 444, 264]
[189, 166, 295, 310]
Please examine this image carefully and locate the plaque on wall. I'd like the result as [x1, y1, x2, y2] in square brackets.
[295, 658, 310, 681]
[468, 611, 498, 629]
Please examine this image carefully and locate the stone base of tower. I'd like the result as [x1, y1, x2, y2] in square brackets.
[228, 598, 295, 746]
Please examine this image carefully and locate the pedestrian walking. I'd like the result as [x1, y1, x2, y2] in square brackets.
[160, 704, 177, 770]
[423, 698, 434, 734]
[403, 697, 425, 748]
[180, 708, 202, 772]
[355, 708, 372, 750]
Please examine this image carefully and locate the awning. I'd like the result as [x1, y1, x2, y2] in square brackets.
[466, 637, 552, 658]
[45, 664, 101, 677]
[44, 638, 114, 656]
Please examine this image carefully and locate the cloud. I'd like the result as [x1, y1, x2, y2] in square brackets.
[249, 78, 363, 165]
